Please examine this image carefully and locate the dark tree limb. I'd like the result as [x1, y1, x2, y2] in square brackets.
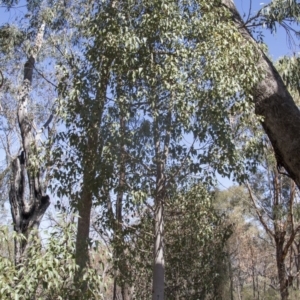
[222, 0, 300, 190]
[9, 23, 50, 265]
[0, 69, 3, 89]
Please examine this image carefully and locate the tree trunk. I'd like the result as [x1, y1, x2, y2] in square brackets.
[276, 239, 289, 300]
[75, 184, 93, 281]
[222, 0, 300, 189]
[152, 112, 165, 300]
[152, 103, 171, 300]
[250, 246, 256, 299]
[152, 195, 165, 300]
[117, 113, 131, 300]
[296, 242, 300, 289]
[74, 130, 99, 288]
[73, 61, 110, 290]
[228, 257, 234, 300]
[9, 23, 50, 265]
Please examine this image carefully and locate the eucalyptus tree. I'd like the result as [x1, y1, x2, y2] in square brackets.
[83, 1, 263, 299]
[3, 0, 300, 298]
[220, 0, 300, 189]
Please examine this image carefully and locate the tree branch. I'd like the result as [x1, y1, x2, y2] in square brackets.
[246, 182, 275, 238]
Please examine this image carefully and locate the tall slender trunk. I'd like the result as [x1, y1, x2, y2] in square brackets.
[228, 257, 234, 300]
[221, 0, 300, 188]
[152, 192, 164, 300]
[116, 113, 131, 300]
[276, 239, 289, 300]
[249, 244, 257, 299]
[9, 23, 50, 265]
[74, 64, 110, 288]
[152, 106, 165, 300]
[74, 133, 96, 289]
[296, 242, 300, 289]
[75, 183, 93, 277]
[256, 273, 260, 300]
[152, 101, 171, 300]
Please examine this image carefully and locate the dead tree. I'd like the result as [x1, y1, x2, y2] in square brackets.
[9, 23, 51, 265]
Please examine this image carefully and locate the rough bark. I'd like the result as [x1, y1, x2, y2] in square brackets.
[9, 23, 50, 265]
[222, 0, 300, 189]
[276, 237, 289, 300]
[74, 180, 93, 281]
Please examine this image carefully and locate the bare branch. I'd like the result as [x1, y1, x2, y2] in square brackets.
[246, 182, 275, 238]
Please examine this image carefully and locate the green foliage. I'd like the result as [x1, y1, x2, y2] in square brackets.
[260, 0, 300, 33]
[0, 216, 105, 300]
[49, 2, 265, 297]
[52, 0, 264, 203]
[0, 24, 25, 56]
[122, 184, 232, 299]
[164, 185, 232, 300]
[276, 55, 300, 104]
[3, 0, 293, 298]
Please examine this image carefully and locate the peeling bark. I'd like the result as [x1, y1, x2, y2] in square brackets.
[222, 0, 300, 189]
[9, 23, 50, 265]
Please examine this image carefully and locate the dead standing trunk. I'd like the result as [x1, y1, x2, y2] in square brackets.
[9, 23, 50, 265]
[221, 0, 300, 189]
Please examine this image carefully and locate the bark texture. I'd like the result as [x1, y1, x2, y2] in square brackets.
[222, 0, 300, 189]
[9, 23, 50, 265]
[75, 181, 93, 279]
[276, 237, 290, 300]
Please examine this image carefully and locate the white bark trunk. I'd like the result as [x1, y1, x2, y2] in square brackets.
[152, 199, 165, 300]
